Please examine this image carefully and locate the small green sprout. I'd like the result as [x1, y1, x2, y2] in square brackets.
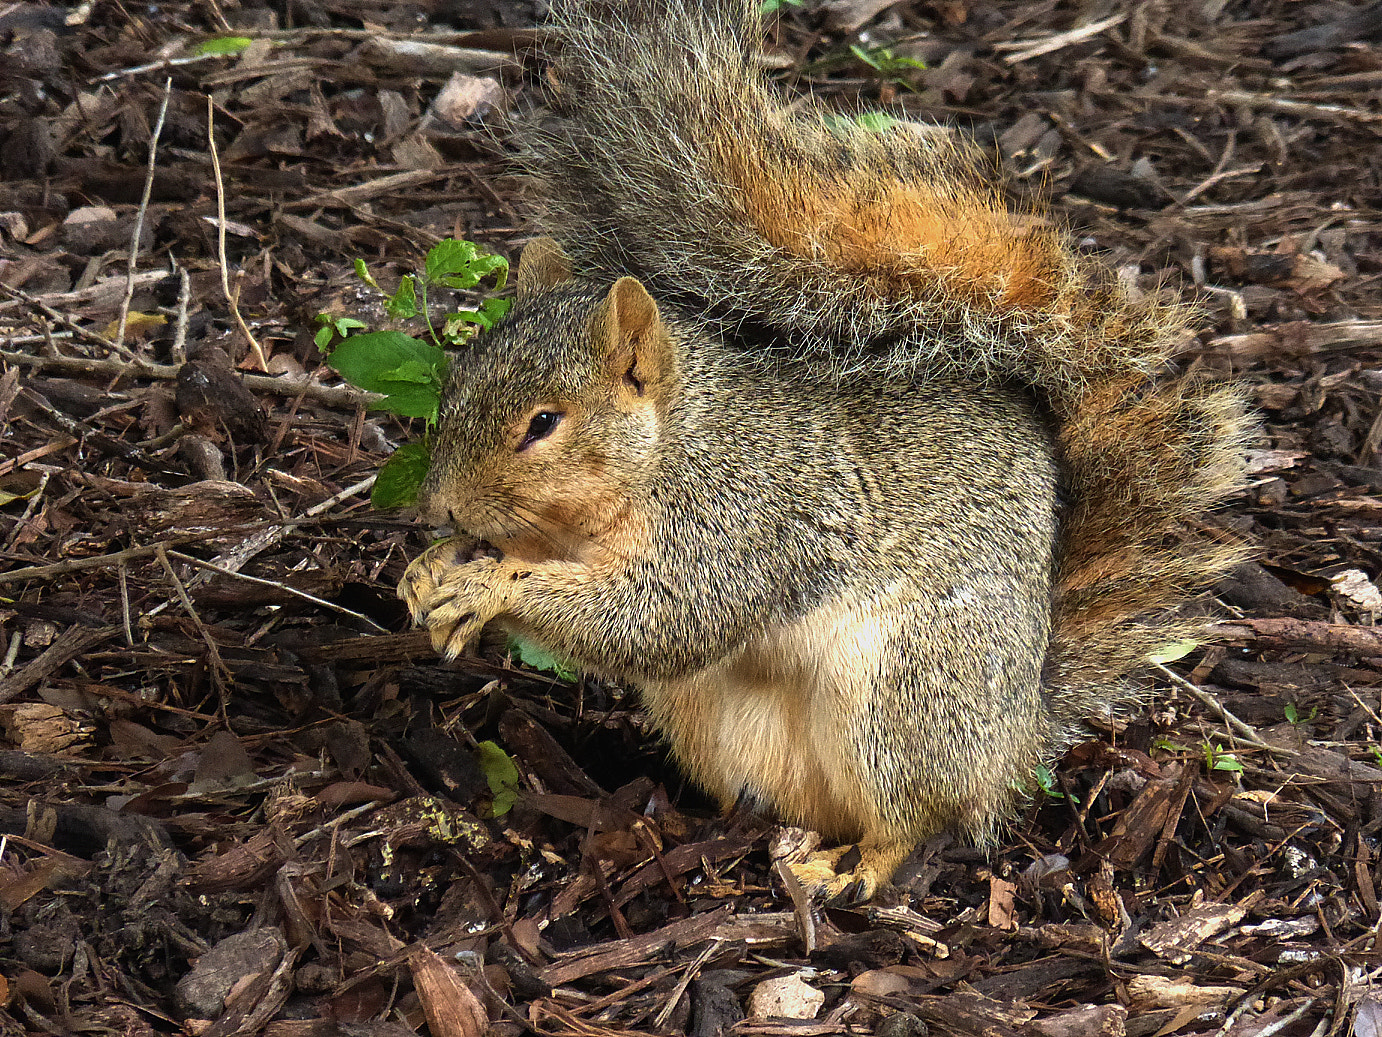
[476, 740, 520, 818]
[849, 44, 927, 85]
[1147, 639, 1199, 665]
[195, 36, 253, 57]
[1034, 764, 1079, 804]
[1152, 736, 1190, 755]
[1204, 743, 1243, 775]
[507, 636, 579, 683]
[1283, 702, 1317, 726]
[313, 314, 366, 350]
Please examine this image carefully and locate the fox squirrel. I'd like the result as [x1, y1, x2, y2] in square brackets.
[398, 0, 1252, 899]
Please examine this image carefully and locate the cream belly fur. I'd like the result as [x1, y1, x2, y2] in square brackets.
[638, 594, 894, 844]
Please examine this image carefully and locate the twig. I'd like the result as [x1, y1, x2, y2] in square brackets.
[1225, 998, 1319, 1037]
[116, 78, 173, 351]
[1214, 616, 1382, 656]
[0, 283, 144, 363]
[995, 13, 1128, 63]
[0, 538, 208, 586]
[202, 0, 232, 33]
[0, 270, 166, 311]
[287, 169, 448, 210]
[0, 349, 378, 408]
[0, 625, 121, 705]
[166, 549, 388, 633]
[171, 264, 190, 363]
[206, 93, 268, 371]
[2, 470, 49, 554]
[19, 385, 168, 473]
[199, 474, 376, 579]
[1153, 661, 1294, 756]
[117, 564, 134, 647]
[0, 633, 21, 680]
[0, 438, 79, 479]
[652, 938, 721, 1030]
[1156, 89, 1382, 123]
[1172, 128, 1236, 209]
[156, 547, 232, 717]
[94, 52, 233, 83]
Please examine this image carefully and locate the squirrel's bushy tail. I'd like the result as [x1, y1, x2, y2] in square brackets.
[526, 0, 1190, 404]
[525, 0, 1253, 734]
[1043, 377, 1253, 741]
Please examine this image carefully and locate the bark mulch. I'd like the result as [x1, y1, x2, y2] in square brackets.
[2, 0, 1382, 1034]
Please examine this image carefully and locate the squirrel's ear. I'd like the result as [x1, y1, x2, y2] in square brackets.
[597, 277, 676, 400]
[515, 237, 573, 300]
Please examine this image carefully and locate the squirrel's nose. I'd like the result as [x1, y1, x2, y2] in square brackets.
[414, 487, 449, 527]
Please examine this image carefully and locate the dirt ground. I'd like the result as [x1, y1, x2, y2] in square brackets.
[2, 0, 1382, 1035]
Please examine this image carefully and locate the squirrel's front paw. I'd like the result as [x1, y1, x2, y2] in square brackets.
[399, 538, 514, 659]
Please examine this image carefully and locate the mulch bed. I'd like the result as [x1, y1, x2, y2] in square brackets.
[2, 0, 1382, 1034]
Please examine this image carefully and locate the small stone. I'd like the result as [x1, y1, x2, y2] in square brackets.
[748, 973, 824, 1020]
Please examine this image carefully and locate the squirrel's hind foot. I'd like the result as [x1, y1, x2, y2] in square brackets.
[786, 839, 913, 905]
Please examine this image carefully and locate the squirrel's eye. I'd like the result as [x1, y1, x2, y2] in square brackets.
[519, 411, 562, 449]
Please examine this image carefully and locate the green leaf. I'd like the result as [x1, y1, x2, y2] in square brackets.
[378, 359, 437, 386]
[1148, 639, 1199, 665]
[327, 331, 444, 419]
[849, 44, 882, 70]
[507, 636, 578, 681]
[476, 740, 520, 817]
[426, 238, 481, 284]
[353, 258, 380, 292]
[425, 239, 509, 291]
[195, 35, 253, 56]
[852, 112, 900, 133]
[376, 383, 441, 420]
[386, 274, 418, 320]
[314, 325, 334, 349]
[440, 254, 509, 291]
[478, 295, 512, 324]
[327, 332, 443, 392]
[371, 441, 431, 509]
[448, 295, 513, 333]
[1033, 764, 1062, 799]
[0, 487, 37, 506]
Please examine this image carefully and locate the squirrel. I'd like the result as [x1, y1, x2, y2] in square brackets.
[398, 0, 1252, 900]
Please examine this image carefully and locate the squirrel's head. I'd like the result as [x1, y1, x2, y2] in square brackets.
[419, 238, 679, 564]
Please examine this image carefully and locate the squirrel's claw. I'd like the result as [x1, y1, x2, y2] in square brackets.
[786, 853, 881, 904]
[423, 600, 490, 660]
